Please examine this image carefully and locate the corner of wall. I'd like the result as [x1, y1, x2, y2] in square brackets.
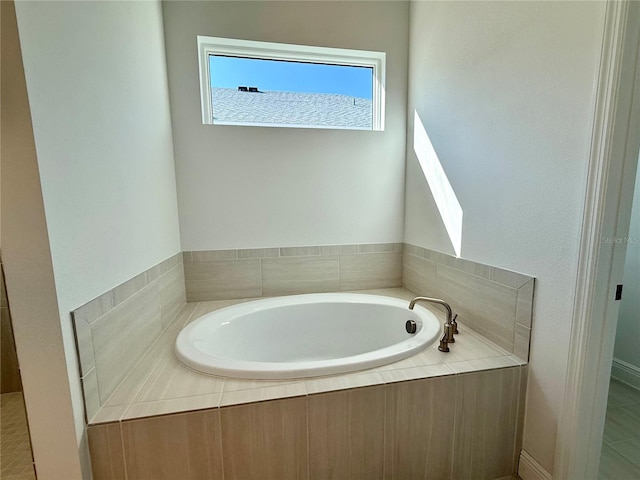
[518, 449, 553, 480]
[1, 0, 84, 476]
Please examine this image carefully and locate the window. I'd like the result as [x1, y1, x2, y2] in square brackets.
[197, 36, 386, 130]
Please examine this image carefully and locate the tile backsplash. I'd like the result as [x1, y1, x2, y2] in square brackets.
[72, 253, 185, 422]
[402, 244, 534, 361]
[183, 243, 404, 302]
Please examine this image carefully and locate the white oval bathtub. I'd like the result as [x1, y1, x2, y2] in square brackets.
[175, 293, 441, 379]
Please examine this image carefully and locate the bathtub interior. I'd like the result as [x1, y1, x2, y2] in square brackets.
[183, 296, 437, 358]
[194, 302, 419, 361]
[175, 293, 443, 379]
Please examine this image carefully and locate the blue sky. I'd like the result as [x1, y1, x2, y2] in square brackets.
[210, 55, 373, 99]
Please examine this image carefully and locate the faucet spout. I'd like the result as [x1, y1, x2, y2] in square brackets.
[408, 296, 457, 352]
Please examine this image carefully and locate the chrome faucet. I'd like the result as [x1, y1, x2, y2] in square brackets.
[408, 297, 458, 352]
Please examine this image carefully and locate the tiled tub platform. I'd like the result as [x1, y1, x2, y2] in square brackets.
[87, 288, 527, 480]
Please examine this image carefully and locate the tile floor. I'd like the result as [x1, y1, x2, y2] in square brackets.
[0, 392, 35, 480]
[599, 378, 640, 480]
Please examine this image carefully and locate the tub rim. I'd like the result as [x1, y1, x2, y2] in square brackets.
[175, 292, 441, 379]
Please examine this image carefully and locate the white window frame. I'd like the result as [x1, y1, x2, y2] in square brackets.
[197, 35, 386, 131]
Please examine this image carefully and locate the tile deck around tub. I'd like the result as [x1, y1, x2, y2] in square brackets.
[90, 288, 525, 424]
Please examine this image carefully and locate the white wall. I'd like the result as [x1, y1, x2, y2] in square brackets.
[2, 1, 83, 477]
[614, 156, 640, 370]
[163, 1, 408, 251]
[13, 0, 181, 476]
[404, 1, 606, 474]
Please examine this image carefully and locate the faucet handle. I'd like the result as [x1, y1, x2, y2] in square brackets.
[451, 314, 459, 335]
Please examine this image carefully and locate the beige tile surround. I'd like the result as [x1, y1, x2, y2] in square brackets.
[72, 244, 535, 423]
[72, 252, 186, 422]
[183, 243, 403, 301]
[403, 243, 534, 360]
[85, 286, 526, 426]
[89, 361, 527, 480]
[74, 243, 535, 479]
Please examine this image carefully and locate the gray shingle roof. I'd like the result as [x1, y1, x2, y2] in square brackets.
[211, 88, 373, 129]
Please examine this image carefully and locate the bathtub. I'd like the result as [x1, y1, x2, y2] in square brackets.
[175, 293, 441, 379]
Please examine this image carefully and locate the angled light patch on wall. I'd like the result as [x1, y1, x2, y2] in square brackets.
[413, 110, 463, 256]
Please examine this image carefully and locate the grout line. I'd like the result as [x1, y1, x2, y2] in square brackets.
[125, 314, 198, 406]
[78, 253, 182, 326]
[382, 384, 388, 479]
[188, 243, 412, 261]
[404, 242, 534, 288]
[98, 302, 195, 416]
[510, 301, 519, 357]
[216, 407, 225, 480]
[181, 301, 199, 326]
[219, 377, 229, 397]
[606, 438, 639, 447]
[337, 252, 342, 291]
[305, 392, 310, 480]
[449, 374, 459, 479]
[511, 366, 524, 473]
[118, 420, 129, 480]
[123, 392, 224, 416]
